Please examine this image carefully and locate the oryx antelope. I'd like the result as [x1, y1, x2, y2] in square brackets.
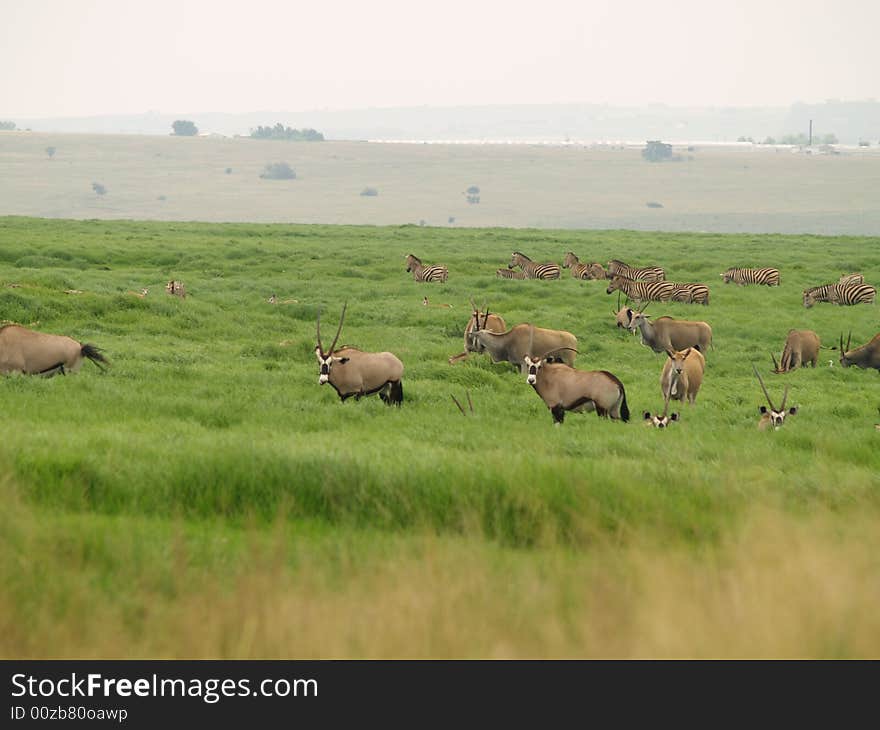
[660, 347, 705, 405]
[628, 312, 713, 354]
[165, 280, 186, 298]
[468, 323, 577, 373]
[770, 330, 820, 373]
[315, 304, 404, 405]
[0, 324, 109, 376]
[721, 267, 780, 286]
[405, 254, 448, 283]
[449, 301, 507, 364]
[643, 394, 680, 429]
[839, 332, 880, 372]
[753, 365, 797, 430]
[803, 282, 875, 308]
[606, 275, 675, 303]
[508, 252, 561, 280]
[839, 273, 864, 286]
[606, 259, 666, 282]
[524, 328, 628, 424]
[496, 268, 527, 280]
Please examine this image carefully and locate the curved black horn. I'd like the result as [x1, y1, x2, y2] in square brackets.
[316, 307, 323, 351]
[770, 351, 781, 373]
[846, 331, 852, 352]
[329, 302, 347, 354]
[753, 363, 776, 411]
[482, 302, 490, 330]
[528, 324, 535, 359]
[780, 384, 790, 411]
[839, 333, 844, 353]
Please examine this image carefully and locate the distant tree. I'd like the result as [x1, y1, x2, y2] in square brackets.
[448, 216, 455, 225]
[0, 120, 16, 131]
[360, 187, 379, 196]
[45, 146, 56, 158]
[642, 140, 672, 162]
[466, 185, 480, 195]
[171, 120, 199, 136]
[736, 136, 755, 143]
[225, 167, 233, 174]
[780, 133, 809, 145]
[819, 133, 838, 145]
[250, 123, 324, 141]
[92, 182, 107, 196]
[259, 162, 296, 180]
[762, 136, 777, 145]
[858, 140, 870, 147]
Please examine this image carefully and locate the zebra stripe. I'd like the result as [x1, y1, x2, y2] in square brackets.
[671, 283, 710, 305]
[496, 268, 527, 280]
[607, 259, 666, 282]
[406, 254, 448, 283]
[803, 282, 876, 307]
[606, 275, 675, 303]
[839, 273, 864, 286]
[563, 252, 591, 279]
[722, 267, 780, 286]
[509, 252, 561, 280]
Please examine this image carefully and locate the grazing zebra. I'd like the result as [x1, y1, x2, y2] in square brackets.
[509, 252, 561, 280]
[671, 283, 710, 305]
[803, 282, 876, 308]
[839, 272, 864, 286]
[405, 254, 448, 283]
[562, 252, 594, 280]
[496, 268, 527, 280]
[606, 275, 675, 303]
[606, 259, 666, 282]
[721, 267, 780, 286]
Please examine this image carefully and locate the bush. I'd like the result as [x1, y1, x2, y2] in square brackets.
[360, 187, 379, 197]
[225, 167, 232, 174]
[646, 201, 664, 208]
[0, 120, 15, 131]
[250, 124, 324, 141]
[171, 120, 199, 136]
[92, 182, 107, 196]
[45, 146, 56, 158]
[259, 162, 296, 180]
[642, 140, 672, 162]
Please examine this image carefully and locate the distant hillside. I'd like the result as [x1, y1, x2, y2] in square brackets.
[6, 101, 880, 144]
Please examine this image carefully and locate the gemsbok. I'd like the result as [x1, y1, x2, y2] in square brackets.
[660, 347, 705, 405]
[524, 328, 628, 424]
[449, 301, 507, 364]
[770, 330, 820, 373]
[508, 252, 561, 280]
[643, 394, 680, 428]
[0, 324, 109, 376]
[405, 254, 448, 283]
[468, 323, 577, 373]
[628, 312, 713, 354]
[315, 304, 404, 405]
[839, 332, 880, 372]
[165, 280, 186, 298]
[753, 365, 798, 430]
[721, 267, 780, 286]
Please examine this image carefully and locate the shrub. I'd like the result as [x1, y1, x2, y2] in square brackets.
[171, 120, 198, 136]
[360, 187, 379, 197]
[45, 146, 56, 158]
[0, 120, 16, 131]
[250, 124, 324, 141]
[259, 162, 296, 180]
[92, 182, 107, 196]
[642, 140, 672, 162]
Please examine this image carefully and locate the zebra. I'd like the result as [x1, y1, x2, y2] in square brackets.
[509, 252, 561, 280]
[721, 267, 780, 286]
[563, 252, 594, 280]
[839, 273, 864, 286]
[496, 268, 527, 280]
[606, 259, 666, 282]
[671, 283, 710, 305]
[606, 275, 675, 303]
[405, 254, 448, 283]
[803, 282, 876, 308]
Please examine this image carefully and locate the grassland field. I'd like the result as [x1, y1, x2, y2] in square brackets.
[1, 215, 879, 658]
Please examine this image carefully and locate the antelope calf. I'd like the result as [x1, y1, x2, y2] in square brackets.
[660, 348, 705, 405]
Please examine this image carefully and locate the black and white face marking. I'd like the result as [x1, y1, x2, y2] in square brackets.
[315, 348, 349, 384]
[524, 356, 544, 385]
[643, 411, 679, 428]
[759, 405, 798, 429]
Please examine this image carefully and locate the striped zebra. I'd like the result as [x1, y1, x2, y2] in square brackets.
[509, 252, 561, 280]
[606, 275, 675, 303]
[563, 252, 591, 279]
[839, 272, 864, 286]
[721, 267, 780, 286]
[803, 282, 876, 308]
[671, 283, 710, 305]
[496, 268, 527, 280]
[607, 259, 666, 282]
[405, 254, 448, 283]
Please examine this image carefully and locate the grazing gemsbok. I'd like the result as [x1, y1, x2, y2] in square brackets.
[468, 323, 577, 373]
[721, 267, 780, 286]
[839, 273, 864, 286]
[496, 268, 527, 280]
[670, 282, 710, 305]
[753, 365, 797, 430]
[405, 254, 448, 283]
[0, 324, 109, 377]
[606, 259, 665, 282]
[606, 275, 675, 303]
[508, 252, 561, 280]
[524, 328, 629, 424]
[448, 301, 507, 364]
[839, 332, 880, 372]
[770, 330, 820, 373]
[315, 304, 404, 405]
[644, 393, 680, 429]
[660, 347, 705, 405]
[803, 282, 875, 308]
[165, 280, 186, 298]
[628, 312, 713, 354]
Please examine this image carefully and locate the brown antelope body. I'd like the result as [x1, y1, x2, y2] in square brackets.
[469, 324, 577, 373]
[771, 330, 820, 373]
[165, 280, 186, 298]
[660, 347, 705, 404]
[449, 302, 507, 364]
[753, 365, 798, 430]
[629, 312, 713, 354]
[0, 324, 108, 376]
[839, 332, 880, 371]
[315, 305, 404, 405]
[525, 357, 629, 424]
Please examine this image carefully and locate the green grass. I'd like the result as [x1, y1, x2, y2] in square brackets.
[1, 215, 878, 657]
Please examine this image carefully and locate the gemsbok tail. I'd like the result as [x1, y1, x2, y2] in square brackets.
[81, 344, 109, 371]
[619, 387, 630, 423]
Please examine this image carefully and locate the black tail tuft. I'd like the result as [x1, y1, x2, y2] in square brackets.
[388, 380, 403, 406]
[81, 344, 109, 371]
[619, 388, 630, 422]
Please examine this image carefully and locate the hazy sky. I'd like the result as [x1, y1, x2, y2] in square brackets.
[2, 0, 877, 117]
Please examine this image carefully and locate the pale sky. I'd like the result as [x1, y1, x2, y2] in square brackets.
[1, 0, 877, 117]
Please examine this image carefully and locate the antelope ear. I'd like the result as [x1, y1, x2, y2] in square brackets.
[788, 406, 798, 415]
[666, 349, 676, 359]
[314, 347, 322, 359]
[683, 348, 692, 358]
[759, 405, 769, 414]
[670, 412, 679, 421]
[643, 411, 652, 420]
